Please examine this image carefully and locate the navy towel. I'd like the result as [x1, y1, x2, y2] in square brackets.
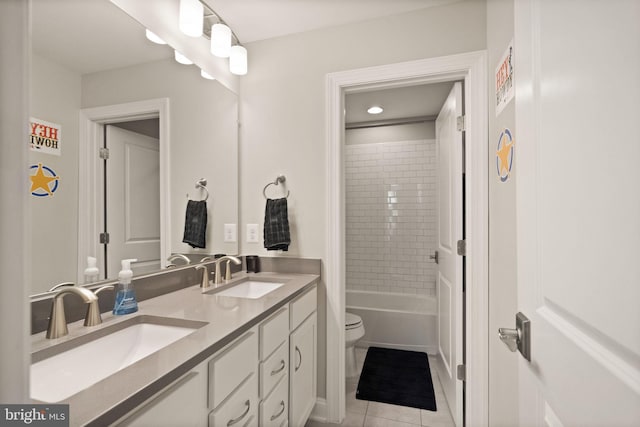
[182, 200, 207, 248]
[263, 198, 290, 251]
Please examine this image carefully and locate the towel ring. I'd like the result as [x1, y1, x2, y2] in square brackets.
[263, 175, 290, 199]
[187, 178, 209, 201]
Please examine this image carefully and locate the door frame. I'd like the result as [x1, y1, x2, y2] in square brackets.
[324, 51, 488, 425]
[77, 98, 171, 282]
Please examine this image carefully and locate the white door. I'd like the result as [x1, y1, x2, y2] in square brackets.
[105, 125, 161, 278]
[514, 1, 640, 426]
[435, 82, 463, 427]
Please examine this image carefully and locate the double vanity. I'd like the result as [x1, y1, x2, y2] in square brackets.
[30, 270, 319, 427]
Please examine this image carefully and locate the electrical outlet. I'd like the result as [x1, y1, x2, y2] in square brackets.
[224, 224, 237, 242]
[246, 224, 259, 243]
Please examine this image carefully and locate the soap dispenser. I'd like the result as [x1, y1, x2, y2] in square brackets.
[84, 256, 100, 284]
[113, 258, 138, 315]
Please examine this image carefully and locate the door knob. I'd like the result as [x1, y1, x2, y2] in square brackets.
[498, 312, 531, 361]
[498, 327, 519, 352]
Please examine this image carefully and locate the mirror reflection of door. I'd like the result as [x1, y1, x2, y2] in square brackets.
[103, 121, 160, 278]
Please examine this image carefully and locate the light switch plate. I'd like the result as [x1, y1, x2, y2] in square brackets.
[246, 224, 259, 243]
[224, 224, 236, 242]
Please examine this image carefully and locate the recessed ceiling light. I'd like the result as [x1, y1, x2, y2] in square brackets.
[367, 106, 384, 115]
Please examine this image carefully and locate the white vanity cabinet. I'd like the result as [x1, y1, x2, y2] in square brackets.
[115, 366, 208, 427]
[112, 283, 317, 427]
[288, 287, 317, 427]
[258, 306, 290, 426]
[208, 328, 259, 426]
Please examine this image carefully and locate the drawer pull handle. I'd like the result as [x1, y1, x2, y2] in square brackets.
[270, 359, 286, 376]
[227, 399, 250, 426]
[295, 346, 302, 372]
[270, 400, 286, 421]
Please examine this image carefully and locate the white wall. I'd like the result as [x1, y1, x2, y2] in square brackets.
[81, 59, 239, 260]
[30, 54, 81, 294]
[345, 132, 436, 296]
[486, 0, 518, 425]
[239, 0, 486, 402]
[0, 0, 29, 402]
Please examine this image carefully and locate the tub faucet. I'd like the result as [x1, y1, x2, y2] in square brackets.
[213, 256, 241, 285]
[167, 253, 191, 267]
[46, 284, 101, 339]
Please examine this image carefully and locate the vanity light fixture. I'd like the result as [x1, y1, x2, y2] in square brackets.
[367, 106, 384, 115]
[145, 29, 166, 45]
[200, 69, 215, 80]
[179, 0, 204, 37]
[210, 23, 232, 58]
[174, 50, 193, 65]
[229, 45, 248, 75]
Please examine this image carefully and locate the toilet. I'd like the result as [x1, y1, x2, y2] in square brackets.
[345, 312, 365, 378]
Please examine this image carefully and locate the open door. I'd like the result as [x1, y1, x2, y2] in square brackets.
[512, 0, 640, 425]
[104, 125, 161, 277]
[435, 81, 464, 427]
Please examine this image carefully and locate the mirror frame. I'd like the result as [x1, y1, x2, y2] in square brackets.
[77, 98, 171, 283]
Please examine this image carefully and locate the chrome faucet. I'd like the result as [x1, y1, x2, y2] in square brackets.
[46, 284, 101, 339]
[167, 253, 191, 267]
[194, 264, 210, 289]
[213, 256, 241, 285]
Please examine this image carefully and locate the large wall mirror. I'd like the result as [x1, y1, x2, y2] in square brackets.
[30, 0, 238, 295]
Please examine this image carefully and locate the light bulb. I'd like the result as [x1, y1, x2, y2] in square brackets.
[367, 106, 384, 115]
[229, 45, 248, 76]
[210, 23, 232, 58]
[145, 29, 166, 45]
[179, 0, 203, 38]
[174, 50, 193, 65]
[200, 69, 215, 80]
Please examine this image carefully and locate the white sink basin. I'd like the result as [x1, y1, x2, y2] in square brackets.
[31, 316, 206, 402]
[214, 281, 284, 299]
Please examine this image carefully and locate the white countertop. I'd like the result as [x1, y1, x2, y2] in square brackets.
[30, 271, 319, 426]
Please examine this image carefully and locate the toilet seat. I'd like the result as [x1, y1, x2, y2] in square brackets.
[345, 312, 362, 330]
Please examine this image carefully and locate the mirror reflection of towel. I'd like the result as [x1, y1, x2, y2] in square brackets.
[264, 198, 290, 251]
[183, 200, 207, 248]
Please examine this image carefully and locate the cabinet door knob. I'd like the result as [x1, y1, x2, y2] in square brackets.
[227, 399, 250, 426]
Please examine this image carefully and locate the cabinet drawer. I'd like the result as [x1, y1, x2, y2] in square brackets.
[260, 306, 289, 360]
[260, 340, 288, 398]
[290, 286, 317, 331]
[209, 374, 258, 427]
[209, 329, 258, 409]
[259, 375, 288, 427]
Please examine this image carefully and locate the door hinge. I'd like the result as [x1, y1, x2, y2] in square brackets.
[456, 364, 466, 381]
[99, 232, 110, 244]
[99, 147, 110, 160]
[457, 239, 467, 256]
[456, 115, 466, 132]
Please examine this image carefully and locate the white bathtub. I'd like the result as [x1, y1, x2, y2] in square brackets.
[346, 290, 437, 355]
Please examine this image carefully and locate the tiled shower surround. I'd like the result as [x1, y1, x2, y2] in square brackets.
[345, 139, 437, 296]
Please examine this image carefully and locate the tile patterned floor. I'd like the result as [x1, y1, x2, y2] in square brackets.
[306, 348, 455, 427]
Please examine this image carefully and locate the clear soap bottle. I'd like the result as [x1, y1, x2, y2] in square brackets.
[113, 258, 138, 315]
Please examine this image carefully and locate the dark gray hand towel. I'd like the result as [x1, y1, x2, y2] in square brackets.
[183, 200, 207, 248]
[264, 198, 290, 251]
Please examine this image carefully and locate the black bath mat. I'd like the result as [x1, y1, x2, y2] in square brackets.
[356, 346, 437, 411]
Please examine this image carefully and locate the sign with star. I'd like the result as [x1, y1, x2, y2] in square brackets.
[30, 163, 60, 197]
[30, 118, 62, 156]
[496, 128, 515, 182]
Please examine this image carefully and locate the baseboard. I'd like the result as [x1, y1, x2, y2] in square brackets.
[309, 398, 328, 422]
